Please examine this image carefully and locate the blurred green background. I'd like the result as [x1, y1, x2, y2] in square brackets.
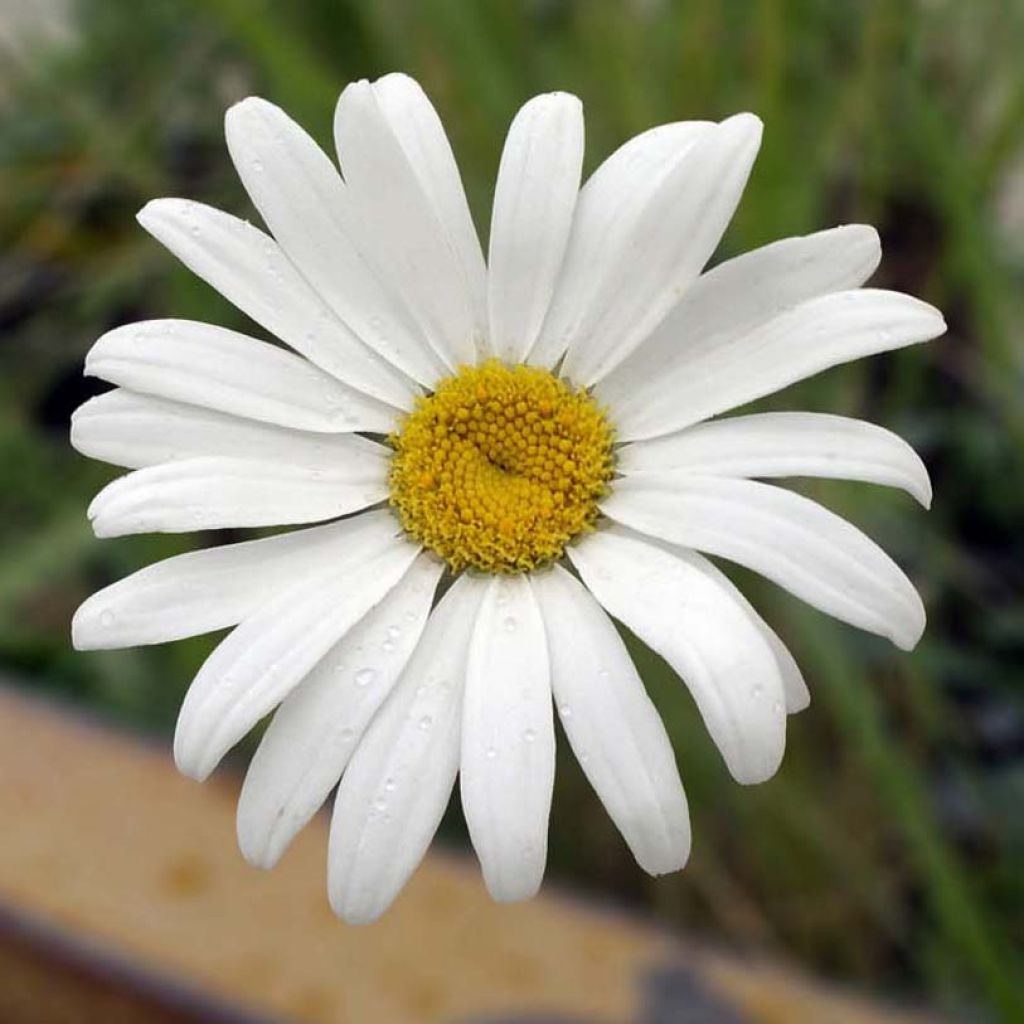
[1, 0, 1022, 1020]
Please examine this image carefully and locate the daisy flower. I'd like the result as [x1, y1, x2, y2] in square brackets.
[71, 74, 944, 923]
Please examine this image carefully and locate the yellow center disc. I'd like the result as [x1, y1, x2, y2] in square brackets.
[388, 360, 615, 574]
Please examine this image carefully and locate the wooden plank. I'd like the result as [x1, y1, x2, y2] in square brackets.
[0, 686, 934, 1023]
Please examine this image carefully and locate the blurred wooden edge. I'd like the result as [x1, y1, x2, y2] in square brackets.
[0, 684, 937, 1024]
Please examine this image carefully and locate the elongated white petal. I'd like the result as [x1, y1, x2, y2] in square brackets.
[72, 511, 400, 650]
[569, 527, 786, 784]
[603, 475, 926, 649]
[137, 199, 413, 407]
[87, 453, 387, 537]
[529, 120, 712, 368]
[174, 537, 420, 781]
[668, 547, 810, 714]
[85, 320, 394, 434]
[604, 288, 946, 441]
[599, 223, 881, 405]
[237, 552, 442, 868]
[461, 575, 554, 902]
[487, 93, 584, 361]
[334, 80, 479, 368]
[620, 412, 931, 508]
[372, 73, 488, 342]
[556, 114, 762, 384]
[224, 98, 443, 386]
[329, 575, 487, 924]
[71, 390, 382, 471]
[532, 566, 690, 873]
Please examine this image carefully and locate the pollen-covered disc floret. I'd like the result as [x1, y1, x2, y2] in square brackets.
[389, 360, 615, 574]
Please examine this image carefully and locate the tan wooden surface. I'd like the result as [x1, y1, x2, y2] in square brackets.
[0, 685, 935, 1023]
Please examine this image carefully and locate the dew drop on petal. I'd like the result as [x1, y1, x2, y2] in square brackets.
[485, 746, 497, 760]
[418, 715, 433, 731]
[354, 668, 376, 688]
[558, 703, 573, 719]
[502, 616, 517, 633]
[99, 609, 115, 628]
[751, 683, 764, 699]
[523, 728, 536, 743]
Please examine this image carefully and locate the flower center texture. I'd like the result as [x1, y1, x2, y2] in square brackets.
[388, 360, 615, 575]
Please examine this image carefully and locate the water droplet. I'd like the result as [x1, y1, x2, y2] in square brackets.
[386, 624, 401, 639]
[772, 700, 783, 715]
[485, 746, 497, 760]
[373, 796, 387, 811]
[384, 777, 397, 792]
[558, 703, 573, 719]
[252, 158, 264, 172]
[523, 728, 536, 743]
[189, 223, 201, 236]
[414, 684, 427, 698]
[751, 683, 764, 699]
[354, 667, 376, 688]
[598, 668, 610, 681]
[404, 610, 417, 622]
[340, 727, 355, 742]
[579, 751, 590, 764]
[418, 715, 433, 731]
[381, 640, 396, 653]
[502, 616, 517, 632]
[99, 609, 115, 628]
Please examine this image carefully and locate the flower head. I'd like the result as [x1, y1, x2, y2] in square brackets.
[71, 73, 945, 923]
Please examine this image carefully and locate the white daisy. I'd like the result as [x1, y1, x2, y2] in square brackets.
[71, 73, 945, 923]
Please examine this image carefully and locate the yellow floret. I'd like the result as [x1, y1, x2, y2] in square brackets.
[388, 360, 615, 574]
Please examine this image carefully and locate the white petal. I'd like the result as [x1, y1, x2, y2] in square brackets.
[224, 98, 444, 387]
[568, 526, 786, 784]
[72, 510, 400, 650]
[620, 412, 932, 508]
[487, 92, 584, 361]
[556, 114, 763, 384]
[174, 537, 420, 781]
[531, 565, 690, 873]
[334, 80, 479, 368]
[136, 198, 413, 407]
[665, 548, 810, 714]
[528, 119, 713, 369]
[328, 574, 487, 924]
[237, 552, 442, 868]
[602, 475, 926, 650]
[372, 73, 488, 343]
[460, 575, 554, 901]
[87, 453, 387, 537]
[71, 389, 385, 471]
[603, 288, 946, 441]
[598, 223, 881, 404]
[85, 320, 394, 434]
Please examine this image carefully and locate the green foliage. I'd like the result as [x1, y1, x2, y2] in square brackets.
[2, 0, 1022, 1018]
